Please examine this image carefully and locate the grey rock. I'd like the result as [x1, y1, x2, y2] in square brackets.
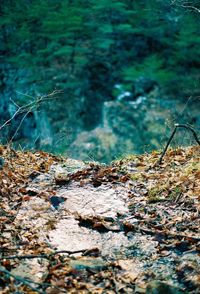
[146, 280, 185, 294]
[69, 258, 107, 271]
[0, 157, 4, 169]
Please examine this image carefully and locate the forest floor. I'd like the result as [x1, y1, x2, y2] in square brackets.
[0, 144, 199, 293]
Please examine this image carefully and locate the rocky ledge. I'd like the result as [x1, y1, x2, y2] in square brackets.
[0, 145, 199, 293]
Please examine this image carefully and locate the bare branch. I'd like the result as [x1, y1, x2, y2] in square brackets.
[171, 0, 200, 13]
[0, 266, 45, 294]
[179, 4, 200, 13]
[157, 124, 200, 165]
[9, 97, 20, 109]
[8, 111, 31, 143]
[0, 90, 61, 144]
[0, 248, 90, 261]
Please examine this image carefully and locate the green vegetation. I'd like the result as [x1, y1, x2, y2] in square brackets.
[1, 0, 200, 99]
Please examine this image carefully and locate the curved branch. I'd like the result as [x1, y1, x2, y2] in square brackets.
[0, 266, 45, 294]
[157, 124, 200, 165]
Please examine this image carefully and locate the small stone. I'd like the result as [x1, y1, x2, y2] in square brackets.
[0, 157, 4, 169]
[69, 257, 107, 271]
[50, 196, 65, 209]
[146, 280, 185, 294]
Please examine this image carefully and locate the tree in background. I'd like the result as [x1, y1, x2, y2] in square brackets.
[0, 0, 199, 156]
[1, 0, 200, 97]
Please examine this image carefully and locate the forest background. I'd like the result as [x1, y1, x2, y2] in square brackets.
[0, 0, 200, 162]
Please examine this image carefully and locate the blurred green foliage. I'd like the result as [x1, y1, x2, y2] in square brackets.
[0, 0, 200, 101]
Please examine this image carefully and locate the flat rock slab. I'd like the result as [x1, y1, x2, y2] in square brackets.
[57, 183, 129, 217]
[48, 217, 132, 258]
[12, 157, 200, 293]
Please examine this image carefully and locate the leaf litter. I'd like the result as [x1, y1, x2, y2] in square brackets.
[0, 144, 199, 293]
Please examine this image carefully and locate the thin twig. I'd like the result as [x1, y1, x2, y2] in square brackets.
[158, 125, 178, 165]
[50, 249, 89, 256]
[0, 249, 89, 260]
[157, 124, 200, 165]
[10, 97, 20, 109]
[178, 4, 200, 13]
[0, 108, 21, 131]
[178, 124, 200, 145]
[0, 90, 60, 132]
[171, 0, 200, 13]
[9, 111, 31, 143]
[0, 266, 45, 294]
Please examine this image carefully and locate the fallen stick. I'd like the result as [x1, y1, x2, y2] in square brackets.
[0, 249, 90, 260]
[0, 266, 45, 294]
[157, 124, 200, 165]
